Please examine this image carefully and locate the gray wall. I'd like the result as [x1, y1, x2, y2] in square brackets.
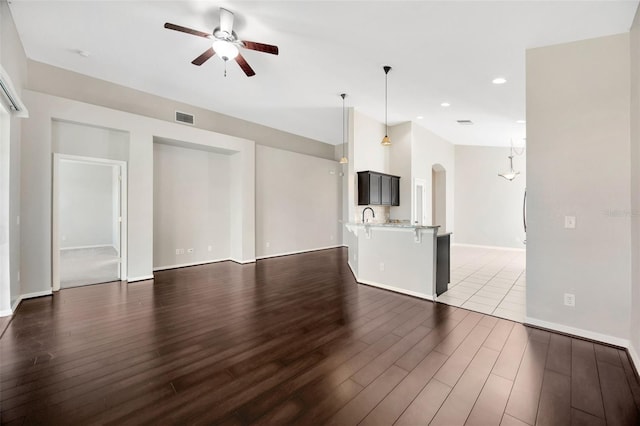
[527, 33, 631, 343]
[59, 162, 116, 249]
[454, 145, 527, 249]
[26, 60, 336, 160]
[0, 0, 27, 308]
[255, 145, 341, 258]
[53, 120, 129, 162]
[630, 8, 640, 363]
[153, 142, 231, 268]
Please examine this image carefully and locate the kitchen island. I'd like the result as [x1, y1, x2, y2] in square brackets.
[345, 222, 447, 300]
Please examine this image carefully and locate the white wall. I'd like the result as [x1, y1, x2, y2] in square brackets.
[388, 122, 412, 221]
[0, 0, 27, 311]
[412, 124, 455, 233]
[53, 120, 129, 161]
[153, 142, 231, 268]
[20, 90, 255, 296]
[454, 145, 527, 249]
[59, 161, 115, 249]
[255, 145, 341, 258]
[630, 8, 640, 367]
[350, 109, 389, 224]
[527, 34, 631, 345]
[27, 60, 336, 161]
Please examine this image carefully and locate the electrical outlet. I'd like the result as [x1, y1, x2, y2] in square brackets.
[207, 245, 212, 252]
[564, 216, 576, 229]
[330, 235, 334, 241]
[564, 293, 575, 307]
[187, 248, 194, 254]
[266, 242, 270, 248]
[379, 262, 385, 271]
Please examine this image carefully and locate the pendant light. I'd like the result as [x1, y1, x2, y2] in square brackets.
[498, 139, 524, 181]
[381, 65, 392, 146]
[339, 93, 348, 164]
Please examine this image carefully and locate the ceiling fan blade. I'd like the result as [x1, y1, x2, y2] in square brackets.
[219, 8, 234, 35]
[192, 47, 216, 66]
[164, 22, 211, 39]
[242, 41, 279, 55]
[235, 53, 256, 77]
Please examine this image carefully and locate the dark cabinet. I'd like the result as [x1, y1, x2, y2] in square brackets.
[435, 234, 451, 296]
[357, 171, 400, 206]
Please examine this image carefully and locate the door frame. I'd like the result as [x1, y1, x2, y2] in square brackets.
[412, 178, 427, 226]
[52, 154, 128, 291]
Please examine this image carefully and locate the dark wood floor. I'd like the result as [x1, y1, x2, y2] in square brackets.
[1, 248, 639, 425]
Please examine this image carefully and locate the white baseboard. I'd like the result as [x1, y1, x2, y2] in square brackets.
[256, 245, 342, 260]
[4, 289, 55, 317]
[127, 275, 154, 282]
[229, 258, 257, 264]
[153, 258, 229, 271]
[525, 316, 630, 348]
[452, 243, 525, 252]
[629, 343, 640, 376]
[357, 278, 435, 301]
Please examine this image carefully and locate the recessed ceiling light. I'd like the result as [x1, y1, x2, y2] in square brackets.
[440, 102, 451, 107]
[492, 77, 507, 85]
[416, 116, 424, 120]
[516, 120, 526, 124]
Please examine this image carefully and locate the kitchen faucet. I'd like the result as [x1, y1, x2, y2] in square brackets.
[362, 207, 375, 223]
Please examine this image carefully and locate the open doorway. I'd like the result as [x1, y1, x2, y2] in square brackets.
[435, 146, 526, 323]
[52, 155, 127, 289]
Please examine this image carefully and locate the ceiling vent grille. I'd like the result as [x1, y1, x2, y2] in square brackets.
[457, 120, 473, 125]
[175, 111, 195, 125]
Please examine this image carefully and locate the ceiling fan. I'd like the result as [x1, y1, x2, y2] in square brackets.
[164, 8, 279, 77]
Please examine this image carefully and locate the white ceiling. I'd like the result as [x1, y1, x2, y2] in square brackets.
[9, 1, 639, 147]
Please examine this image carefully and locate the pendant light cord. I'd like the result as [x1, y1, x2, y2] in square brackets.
[385, 70, 388, 136]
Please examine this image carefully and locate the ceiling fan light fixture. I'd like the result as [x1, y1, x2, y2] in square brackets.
[212, 40, 238, 61]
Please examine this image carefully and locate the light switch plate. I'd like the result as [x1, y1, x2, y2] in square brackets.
[564, 216, 576, 229]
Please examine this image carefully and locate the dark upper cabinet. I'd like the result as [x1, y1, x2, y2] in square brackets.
[357, 171, 400, 206]
[380, 175, 391, 205]
[391, 176, 400, 206]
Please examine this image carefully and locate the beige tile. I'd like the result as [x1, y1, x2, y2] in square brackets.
[474, 290, 505, 301]
[457, 281, 483, 290]
[479, 286, 509, 296]
[498, 300, 525, 311]
[437, 294, 467, 307]
[468, 295, 501, 307]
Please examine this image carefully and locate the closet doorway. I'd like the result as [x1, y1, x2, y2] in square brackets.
[52, 155, 127, 289]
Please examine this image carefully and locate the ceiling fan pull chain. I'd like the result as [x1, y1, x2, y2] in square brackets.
[224, 61, 227, 77]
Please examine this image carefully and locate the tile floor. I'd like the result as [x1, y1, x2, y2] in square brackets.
[437, 245, 526, 322]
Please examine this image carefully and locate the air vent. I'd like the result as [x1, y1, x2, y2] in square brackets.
[457, 120, 473, 125]
[175, 111, 194, 125]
